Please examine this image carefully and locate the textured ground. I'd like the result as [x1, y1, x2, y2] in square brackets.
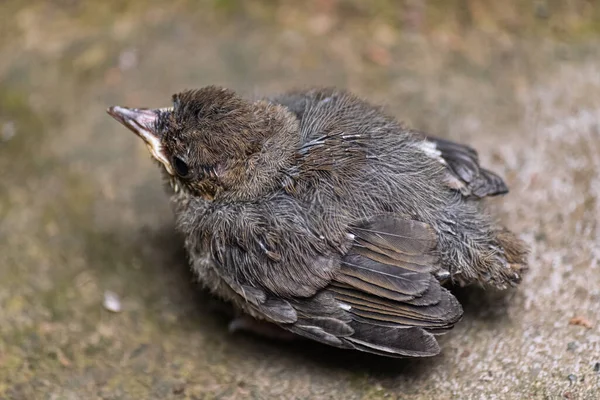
[1, 1, 599, 399]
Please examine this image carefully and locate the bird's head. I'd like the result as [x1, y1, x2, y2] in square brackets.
[107, 86, 299, 201]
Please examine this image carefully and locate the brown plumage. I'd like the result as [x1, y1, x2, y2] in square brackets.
[107, 86, 528, 358]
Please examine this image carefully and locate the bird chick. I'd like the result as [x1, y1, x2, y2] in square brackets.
[107, 87, 528, 357]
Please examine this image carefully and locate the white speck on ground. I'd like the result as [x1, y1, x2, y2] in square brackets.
[103, 291, 122, 313]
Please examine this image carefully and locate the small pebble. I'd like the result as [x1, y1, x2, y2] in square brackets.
[569, 316, 593, 329]
[567, 374, 577, 384]
[103, 291, 122, 313]
[479, 371, 494, 382]
[1, 121, 15, 141]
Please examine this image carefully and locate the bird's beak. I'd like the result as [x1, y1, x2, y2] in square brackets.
[106, 106, 173, 174]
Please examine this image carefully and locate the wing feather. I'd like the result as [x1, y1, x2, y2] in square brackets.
[280, 216, 463, 357]
[416, 133, 509, 198]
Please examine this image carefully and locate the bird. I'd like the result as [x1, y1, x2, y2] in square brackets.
[107, 86, 528, 358]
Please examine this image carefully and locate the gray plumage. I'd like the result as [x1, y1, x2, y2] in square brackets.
[107, 86, 528, 358]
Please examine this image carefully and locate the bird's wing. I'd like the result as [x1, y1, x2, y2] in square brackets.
[414, 133, 508, 198]
[212, 213, 463, 358]
[286, 215, 463, 357]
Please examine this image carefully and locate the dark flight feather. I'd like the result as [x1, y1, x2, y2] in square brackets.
[419, 134, 509, 198]
[346, 325, 440, 357]
[341, 254, 432, 296]
[351, 216, 437, 255]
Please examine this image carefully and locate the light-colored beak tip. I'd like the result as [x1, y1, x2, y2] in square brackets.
[106, 106, 120, 117]
[106, 105, 160, 136]
[106, 104, 173, 173]
[106, 106, 129, 127]
[106, 105, 140, 126]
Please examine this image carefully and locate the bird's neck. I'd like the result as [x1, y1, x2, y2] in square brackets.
[218, 102, 301, 201]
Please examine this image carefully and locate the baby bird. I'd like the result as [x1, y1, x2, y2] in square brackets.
[107, 87, 528, 357]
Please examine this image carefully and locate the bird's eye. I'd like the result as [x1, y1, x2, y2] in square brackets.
[172, 156, 189, 177]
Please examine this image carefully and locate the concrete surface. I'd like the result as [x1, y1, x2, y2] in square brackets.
[1, 1, 599, 399]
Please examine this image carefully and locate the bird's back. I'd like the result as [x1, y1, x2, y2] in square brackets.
[270, 88, 454, 226]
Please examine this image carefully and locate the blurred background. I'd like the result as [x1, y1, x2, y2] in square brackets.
[1, 1, 599, 399]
